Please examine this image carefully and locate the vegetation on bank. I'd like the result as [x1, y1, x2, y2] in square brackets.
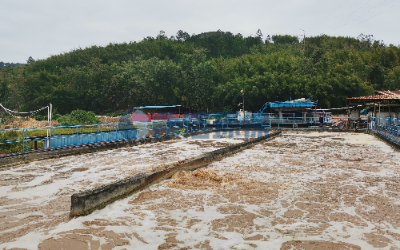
[1, 31, 400, 115]
[56, 109, 99, 126]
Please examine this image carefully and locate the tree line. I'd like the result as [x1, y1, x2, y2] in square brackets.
[0, 61, 24, 69]
[1, 30, 399, 115]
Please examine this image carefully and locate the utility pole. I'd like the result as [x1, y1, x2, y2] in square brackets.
[300, 29, 306, 50]
[241, 88, 244, 112]
[241, 87, 245, 121]
[47, 103, 52, 148]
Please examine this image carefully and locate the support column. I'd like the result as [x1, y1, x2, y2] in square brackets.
[379, 102, 381, 117]
[347, 101, 350, 129]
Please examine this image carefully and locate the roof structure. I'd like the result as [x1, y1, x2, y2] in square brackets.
[130, 105, 198, 114]
[346, 90, 400, 101]
[269, 98, 317, 108]
[268, 98, 318, 109]
[133, 105, 182, 109]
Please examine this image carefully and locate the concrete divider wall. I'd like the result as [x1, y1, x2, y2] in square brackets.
[70, 131, 281, 216]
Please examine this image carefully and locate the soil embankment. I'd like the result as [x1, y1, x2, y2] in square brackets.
[0, 116, 120, 129]
[0, 117, 59, 129]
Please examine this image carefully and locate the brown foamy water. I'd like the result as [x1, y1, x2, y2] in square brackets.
[2, 131, 400, 249]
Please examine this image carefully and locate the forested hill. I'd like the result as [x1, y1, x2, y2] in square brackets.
[1, 30, 399, 114]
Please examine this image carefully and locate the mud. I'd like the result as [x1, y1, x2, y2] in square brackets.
[2, 131, 400, 249]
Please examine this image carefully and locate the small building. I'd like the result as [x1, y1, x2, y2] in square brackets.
[346, 90, 400, 118]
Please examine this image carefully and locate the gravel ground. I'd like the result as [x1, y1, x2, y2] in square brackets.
[2, 130, 400, 249]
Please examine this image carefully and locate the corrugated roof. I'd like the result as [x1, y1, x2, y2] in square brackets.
[133, 105, 182, 109]
[346, 90, 400, 100]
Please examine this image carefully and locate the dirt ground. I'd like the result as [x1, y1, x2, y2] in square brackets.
[1, 131, 400, 249]
[97, 116, 121, 125]
[0, 117, 59, 129]
[0, 115, 119, 129]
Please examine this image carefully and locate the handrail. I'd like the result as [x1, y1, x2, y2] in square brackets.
[1, 116, 399, 157]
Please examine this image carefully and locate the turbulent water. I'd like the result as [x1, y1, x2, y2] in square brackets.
[1, 131, 400, 249]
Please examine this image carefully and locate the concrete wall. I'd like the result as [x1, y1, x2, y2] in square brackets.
[374, 112, 399, 119]
[70, 131, 281, 216]
[334, 110, 360, 117]
[371, 132, 400, 151]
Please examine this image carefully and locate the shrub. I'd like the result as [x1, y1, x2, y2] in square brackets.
[0, 114, 12, 124]
[106, 112, 123, 117]
[31, 114, 47, 121]
[0, 130, 21, 155]
[57, 110, 99, 126]
[31, 109, 61, 122]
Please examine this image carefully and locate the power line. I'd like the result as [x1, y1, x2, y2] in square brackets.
[0, 103, 48, 117]
[330, 0, 375, 32]
[357, 3, 398, 25]
[331, 0, 397, 33]
[323, 0, 365, 30]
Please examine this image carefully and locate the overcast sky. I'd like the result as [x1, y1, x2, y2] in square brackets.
[1, 0, 399, 63]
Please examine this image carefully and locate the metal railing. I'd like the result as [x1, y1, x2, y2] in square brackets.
[1, 114, 399, 157]
[201, 114, 369, 130]
[372, 117, 400, 144]
[0, 121, 188, 157]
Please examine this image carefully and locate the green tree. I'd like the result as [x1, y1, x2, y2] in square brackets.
[179, 49, 216, 112]
[272, 35, 299, 45]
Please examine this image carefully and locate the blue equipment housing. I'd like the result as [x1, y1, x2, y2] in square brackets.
[259, 99, 318, 113]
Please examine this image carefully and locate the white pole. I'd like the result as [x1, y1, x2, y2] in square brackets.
[50, 103, 52, 147]
[49, 103, 52, 127]
[47, 105, 50, 148]
[46, 103, 52, 148]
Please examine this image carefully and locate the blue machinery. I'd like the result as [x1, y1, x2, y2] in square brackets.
[255, 99, 320, 126]
[258, 98, 318, 113]
[1, 115, 399, 157]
